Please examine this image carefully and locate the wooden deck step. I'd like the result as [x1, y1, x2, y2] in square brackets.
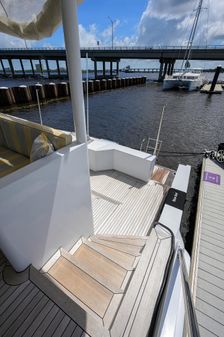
[31, 230, 172, 337]
[94, 234, 147, 247]
[83, 239, 136, 270]
[48, 256, 113, 318]
[89, 236, 143, 256]
[61, 248, 125, 293]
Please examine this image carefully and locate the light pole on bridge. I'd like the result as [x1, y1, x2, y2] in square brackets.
[108, 16, 115, 49]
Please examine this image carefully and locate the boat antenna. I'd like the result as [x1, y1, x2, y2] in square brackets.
[36, 89, 43, 125]
[181, 0, 204, 70]
[154, 104, 166, 156]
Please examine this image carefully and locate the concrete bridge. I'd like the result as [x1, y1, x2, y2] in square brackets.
[0, 46, 223, 80]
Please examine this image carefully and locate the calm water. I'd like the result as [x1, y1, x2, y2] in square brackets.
[1, 74, 223, 250]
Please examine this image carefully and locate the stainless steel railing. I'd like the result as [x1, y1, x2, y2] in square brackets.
[178, 249, 201, 337]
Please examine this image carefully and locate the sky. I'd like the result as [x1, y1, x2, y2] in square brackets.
[0, 0, 223, 68]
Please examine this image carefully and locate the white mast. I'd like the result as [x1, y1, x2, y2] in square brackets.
[181, 0, 203, 70]
[61, 0, 87, 144]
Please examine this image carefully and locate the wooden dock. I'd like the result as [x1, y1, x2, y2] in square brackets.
[200, 84, 223, 94]
[190, 158, 224, 336]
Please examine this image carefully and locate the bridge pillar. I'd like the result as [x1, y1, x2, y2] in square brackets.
[116, 61, 119, 77]
[8, 59, 15, 77]
[39, 59, 44, 75]
[158, 59, 164, 82]
[45, 59, 50, 78]
[20, 59, 25, 77]
[170, 61, 175, 75]
[102, 61, 106, 77]
[110, 61, 113, 76]
[56, 59, 61, 77]
[30, 59, 35, 76]
[163, 62, 168, 79]
[0, 59, 6, 76]
[94, 60, 98, 79]
[167, 62, 172, 76]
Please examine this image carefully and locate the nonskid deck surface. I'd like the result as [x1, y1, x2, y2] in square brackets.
[0, 251, 85, 337]
[90, 166, 172, 236]
[191, 159, 224, 337]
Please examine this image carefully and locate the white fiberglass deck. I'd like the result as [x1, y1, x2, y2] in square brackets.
[191, 158, 224, 337]
[90, 167, 170, 236]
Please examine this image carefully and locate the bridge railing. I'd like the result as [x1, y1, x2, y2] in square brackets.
[0, 45, 224, 51]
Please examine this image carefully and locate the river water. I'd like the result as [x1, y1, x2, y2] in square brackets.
[1, 73, 223, 250]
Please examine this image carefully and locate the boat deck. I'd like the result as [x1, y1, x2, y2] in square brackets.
[0, 165, 173, 337]
[191, 158, 224, 337]
[90, 165, 172, 236]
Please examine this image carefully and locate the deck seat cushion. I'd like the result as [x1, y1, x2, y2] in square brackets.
[0, 113, 72, 158]
[0, 146, 30, 178]
[30, 133, 54, 162]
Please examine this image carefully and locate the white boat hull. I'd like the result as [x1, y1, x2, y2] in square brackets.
[163, 70, 205, 91]
[163, 78, 203, 91]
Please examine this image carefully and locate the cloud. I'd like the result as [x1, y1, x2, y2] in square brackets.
[0, 33, 33, 48]
[137, 0, 224, 46]
[79, 24, 99, 47]
[78, 20, 136, 47]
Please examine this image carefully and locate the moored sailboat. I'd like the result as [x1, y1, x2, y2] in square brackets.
[163, 0, 205, 91]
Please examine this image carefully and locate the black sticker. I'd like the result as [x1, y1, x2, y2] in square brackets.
[165, 188, 186, 211]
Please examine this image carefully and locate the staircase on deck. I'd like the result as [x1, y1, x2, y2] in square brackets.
[31, 227, 172, 337]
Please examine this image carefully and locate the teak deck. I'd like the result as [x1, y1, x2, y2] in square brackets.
[191, 158, 224, 337]
[90, 166, 171, 236]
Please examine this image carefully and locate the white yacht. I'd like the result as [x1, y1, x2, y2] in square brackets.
[163, 70, 204, 91]
[0, 1, 209, 337]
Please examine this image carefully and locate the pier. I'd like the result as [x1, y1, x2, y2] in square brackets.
[0, 76, 147, 108]
[190, 158, 224, 337]
[1, 46, 224, 81]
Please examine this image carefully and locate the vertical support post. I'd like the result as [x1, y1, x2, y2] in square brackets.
[167, 62, 171, 76]
[170, 61, 175, 75]
[94, 60, 97, 79]
[56, 59, 61, 77]
[210, 66, 222, 93]
[116, 61, 119, 77]
[46, 59, 50, 78]
[8, 59, 15, 77]
[163, 62, 168, 79]
[158, 59, 164, 82]
[0, 59, 6, 75]
[110, 61, 113, 76]
[61, 0, 87, 144]
[30, 59, 35, 76]
[103, 61, 106, 77]
[20, 59, 25, 77]
[39, 59, 43, 75]
[86, 53, 89, 138]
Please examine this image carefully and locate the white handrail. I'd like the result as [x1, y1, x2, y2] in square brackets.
[178, 249, 201, 337]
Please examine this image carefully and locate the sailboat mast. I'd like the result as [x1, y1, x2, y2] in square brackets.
[181, 0, 203, 69]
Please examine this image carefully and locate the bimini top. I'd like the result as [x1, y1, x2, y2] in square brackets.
[0, 0, 82, 40]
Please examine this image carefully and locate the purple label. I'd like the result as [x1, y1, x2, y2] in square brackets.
[203, 171, 221, 185]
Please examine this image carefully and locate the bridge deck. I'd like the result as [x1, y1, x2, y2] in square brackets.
[0, 47, 224, 61]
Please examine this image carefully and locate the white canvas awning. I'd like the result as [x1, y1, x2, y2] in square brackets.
[0, 0, 82, 40]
